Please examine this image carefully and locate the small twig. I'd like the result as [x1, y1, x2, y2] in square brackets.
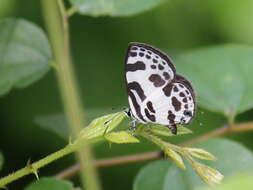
[55, 152, 163, 179]
[54, 121, 253, 179]
[182, 121, 253, 146]
[181, 125, 230, 146]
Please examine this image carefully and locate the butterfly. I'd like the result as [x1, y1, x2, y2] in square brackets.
[125, 42, 196, 134]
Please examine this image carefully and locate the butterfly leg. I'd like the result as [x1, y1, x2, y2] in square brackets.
[129, 119, 138, 134]
[166, 124, 177, 135]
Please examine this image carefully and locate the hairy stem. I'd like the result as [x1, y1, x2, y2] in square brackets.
[0, 143, 79, 187]
[41, 0, 100, 190]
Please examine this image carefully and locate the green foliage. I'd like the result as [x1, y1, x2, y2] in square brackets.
[34, 109, 111, 140]
[149, 124, 192, 137]
[133, 139, 253, 190]
[0, 152, 3, 171]
[79, 112, 126, 139]
[164, 148, 185, 169]
[25, 178, 75, 190]
[176, 44, 253, 118]
[203, 0, 253, 44]
[185, 148, 217, 161]
[136, 127, 223, 185]
[133, 160, 171, 190]
[197, 173, 253, 190]
[105, 131, 139, 144]
[69, 0, 166, 16]
[0, 18, 52, 96]
[1, 0, 253, 190]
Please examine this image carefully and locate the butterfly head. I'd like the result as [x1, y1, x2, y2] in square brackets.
[124, 108, 132, 118]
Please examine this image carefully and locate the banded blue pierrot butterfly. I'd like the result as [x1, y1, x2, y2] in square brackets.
[125, 42, 196, 134]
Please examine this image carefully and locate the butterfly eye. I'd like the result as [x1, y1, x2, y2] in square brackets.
[184, 110, 192, 117]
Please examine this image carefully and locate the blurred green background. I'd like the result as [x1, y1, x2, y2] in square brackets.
[0, 0, 253, 189]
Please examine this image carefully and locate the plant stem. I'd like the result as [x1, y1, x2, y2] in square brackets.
[41, 1, 100, 190]
[181, 121, 253, 146]
[0, 143, 78, 187]
[55, 121, 253, 179]
[67, 7, 77, 17]
[55, 151, 163, 179]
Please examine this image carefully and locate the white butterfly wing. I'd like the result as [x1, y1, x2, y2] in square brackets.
[145, 76, 195, 125]
[126, 42, 176, 123]
[125, 42, 195, 126]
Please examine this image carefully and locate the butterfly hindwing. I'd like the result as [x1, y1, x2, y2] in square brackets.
[145, 75, 195, 125]
[125, 42, 196, 129]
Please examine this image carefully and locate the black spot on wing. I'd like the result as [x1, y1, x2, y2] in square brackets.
[146, 55, 151, 59]
[127, 43, 176, 75]
[184, 110, 193, 117]
[173, 75, 196, 120]
[128, 82, 147, 101]
[147, 101, 155, 113]
[149, 74, 166, 87]
[128, 91, 146, 123]
[151, 65, 156, 69]
[139, 52, 144, 57]
[152, 59, 158, 63]
[174, 75, 195, 100]
[126, 61, 146, 72]
[144, 108, 156, 122]
[162, 83, 173, 96]
[172, 96, 181, 111]
[168, 110, 176, 123]
[163, 72, 171, 80]
[179, 92, 185, 97]
[158, 64, 164, 70]
[173, 86, 179, 92]
[129, 52, 137, 57]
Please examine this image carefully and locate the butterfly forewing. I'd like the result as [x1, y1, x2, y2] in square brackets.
[125, 42, 196, 128]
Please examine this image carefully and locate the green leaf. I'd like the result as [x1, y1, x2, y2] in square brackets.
[0, 152, 4, 171]
[197, 173, 253, 190]
[0, 18, 52, 96]
[150, 124, 192, 137]
[34, 109, 121, 140]
[176, 44, 253, 117]
[80, 112, 126, 139]
[133, 160, 171, 190]
[69, 0, 166, 17]
[134, 139, 253, 190]
[25, 177, 74, 190]
[35, 114, 70, 140]
[164, 148, 185, 169]
[105, 131, 139, 144]
[185, 147, 217, 161]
